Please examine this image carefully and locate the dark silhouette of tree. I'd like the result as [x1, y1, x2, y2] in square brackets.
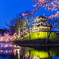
[46, 18, 59, 43]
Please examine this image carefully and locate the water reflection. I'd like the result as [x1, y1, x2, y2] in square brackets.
[17, 49, 20, 59]
[18, 47, 59, 59]
[0, 43, 59, 59]
[15, 47, 59, 59]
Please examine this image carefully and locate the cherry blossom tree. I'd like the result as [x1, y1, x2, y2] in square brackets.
[22, 10, 35, 40]
[22, 0, 59, 18]
[0, 33, 18, 42]
[9, 15, 26, 39]
[49, 11, 59, 19]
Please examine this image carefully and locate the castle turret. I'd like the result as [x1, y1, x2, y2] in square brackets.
[32, 15, 51, 32]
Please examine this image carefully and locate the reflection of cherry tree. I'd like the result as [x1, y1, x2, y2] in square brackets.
[22, 0, 59, 18]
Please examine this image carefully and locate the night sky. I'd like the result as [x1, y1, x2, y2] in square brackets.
[0, 0, 59, 31]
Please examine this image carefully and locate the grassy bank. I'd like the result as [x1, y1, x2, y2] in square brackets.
[14, 39, 59, 44]
[14, 32, 59, 46]
[21, 32, 59, 41]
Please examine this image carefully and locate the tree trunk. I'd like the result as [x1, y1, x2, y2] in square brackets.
[22, 28, 24, 40]
[18, 26, 20, 39]
[46, 28, 51, 43]
[29, 28, 31, 40]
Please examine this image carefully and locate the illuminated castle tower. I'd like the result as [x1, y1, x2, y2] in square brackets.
[32, 15, 51, 32]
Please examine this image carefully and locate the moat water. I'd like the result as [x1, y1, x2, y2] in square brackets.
[0, 42, 59, 59]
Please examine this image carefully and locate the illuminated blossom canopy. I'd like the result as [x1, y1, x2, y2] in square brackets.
[0, 29, 28, 42]
[0, 33, 18, 42]
[22, 0, 59, 19]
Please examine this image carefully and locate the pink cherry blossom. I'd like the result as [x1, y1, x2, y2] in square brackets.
[48, 11, 59, 19]
[22, 0, 58, 19]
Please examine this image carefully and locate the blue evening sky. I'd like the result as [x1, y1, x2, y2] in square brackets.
[0, 0, 59, 31]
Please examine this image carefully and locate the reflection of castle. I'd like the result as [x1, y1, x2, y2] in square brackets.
[32, 15, 51, 32]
